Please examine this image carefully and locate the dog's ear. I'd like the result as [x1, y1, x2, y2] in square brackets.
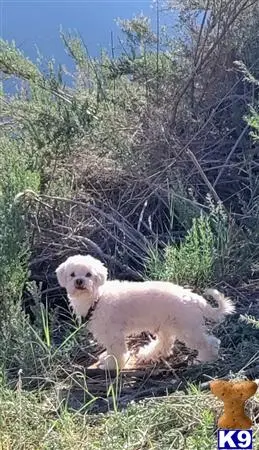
[56, 261, 67, 287]
[95, 261, 108, 286]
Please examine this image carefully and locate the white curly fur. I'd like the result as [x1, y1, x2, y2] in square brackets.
[56, 254, 235, 370]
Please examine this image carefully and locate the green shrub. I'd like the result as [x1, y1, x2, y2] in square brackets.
[147, 202, 243, 287]
[0, 136, 40, 314]
[148, 213, 214, 286]
[0, 135, 41, 375]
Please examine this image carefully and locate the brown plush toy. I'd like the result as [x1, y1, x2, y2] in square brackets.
[210, 379, 258, 430]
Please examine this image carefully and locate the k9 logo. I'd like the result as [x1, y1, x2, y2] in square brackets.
[218, 430, 253, 450]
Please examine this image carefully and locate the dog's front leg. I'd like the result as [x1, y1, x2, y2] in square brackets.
[99, 335, 130, 371]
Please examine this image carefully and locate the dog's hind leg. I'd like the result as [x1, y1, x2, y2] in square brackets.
[179, 330, 220, 363]
[137, 329, 176, 363]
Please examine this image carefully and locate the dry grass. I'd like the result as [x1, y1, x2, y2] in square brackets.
[1, 374, 259, 450]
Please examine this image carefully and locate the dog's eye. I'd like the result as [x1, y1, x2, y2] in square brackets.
[85, 272, 91, 278]
[71, 272, 75, 277]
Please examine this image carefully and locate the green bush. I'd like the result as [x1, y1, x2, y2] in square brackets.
[0, 135, 39, 373]
[147, 202, 244, 287]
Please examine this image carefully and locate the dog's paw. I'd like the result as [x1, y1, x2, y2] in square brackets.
[98, 356, 118, 371]
[137, 347, 152, 363]
[98, 352, 131, 371]
[195, 351, 219, 364]
[98, 351, 107, 364]
[137, 341, 160, 363]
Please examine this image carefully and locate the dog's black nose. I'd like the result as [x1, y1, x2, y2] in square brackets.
[75, 278, 83, 287]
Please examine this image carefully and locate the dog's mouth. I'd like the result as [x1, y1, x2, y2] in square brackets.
[75, 286, 87, 291]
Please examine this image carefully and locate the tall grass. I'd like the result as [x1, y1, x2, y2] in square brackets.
[0, 384, 220, 450]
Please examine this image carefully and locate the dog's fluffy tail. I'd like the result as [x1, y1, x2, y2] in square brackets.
[202, 288, 235, 322]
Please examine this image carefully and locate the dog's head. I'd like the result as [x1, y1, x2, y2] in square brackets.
[56, 254, 108, 298]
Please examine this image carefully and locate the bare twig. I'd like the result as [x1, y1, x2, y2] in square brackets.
[213, 124, 250, 187]
[186, 148, 222, 204]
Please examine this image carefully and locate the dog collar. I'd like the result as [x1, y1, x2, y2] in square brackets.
[83, 298, 99, 323]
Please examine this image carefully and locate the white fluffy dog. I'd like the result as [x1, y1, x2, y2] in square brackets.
[56, 254, 235, 370]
